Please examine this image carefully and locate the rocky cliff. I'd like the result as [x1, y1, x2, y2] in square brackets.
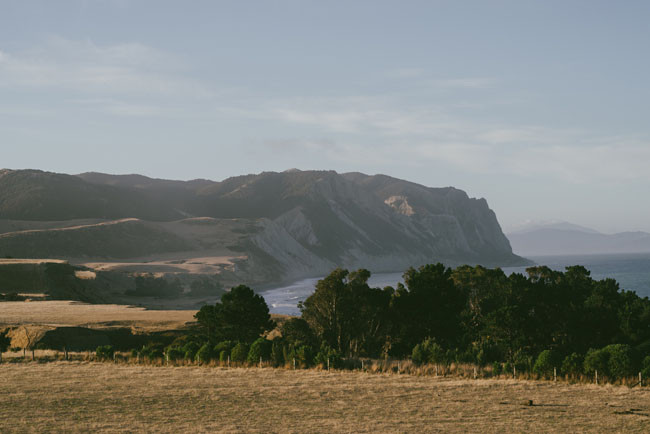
[0, 169, 526, 289]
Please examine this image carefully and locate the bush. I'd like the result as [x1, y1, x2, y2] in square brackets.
[285, 344, 314, 367]
[195, 343, 213, 363]
[95, 345, 114, 360]
[492, 361, 502, 376]
[314, 343, 342, 369]
[603, 344, 634, 379]
[561, 352, 583, 376]
[214, 341, 235, 356]
[477, 342, 502, 366]
[219, 350, 229, 362]
[165, 346, 185, 361]
[231, 342, 249, 363]
[138, 343, 164, 361]
[271, 338, 285, 367]
[533, 350, 557, 376]
[642, 356, 650, 379]
[411, 339, 446, 366]
[411, 342, 427, 365]
[247, 338, 272, 364]
[182, 341, 201, 361]
[584, 348, 609, 376]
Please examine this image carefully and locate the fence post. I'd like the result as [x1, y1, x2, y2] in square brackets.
[436, 364, 438, 376]
[474, 367, 477, 379]
[513, 366, 516, 379]
[361, 359, 364, 371]
[639, 372, 642, 386]
[327, 358, 330, 371]
[554, 367, 557, 382]
[595, 370, 598, 385]
[397, 360, 400, 374]
[64, 347, 68, 361]
[227, 355, 230, 367]
[293, 358, 296, 370]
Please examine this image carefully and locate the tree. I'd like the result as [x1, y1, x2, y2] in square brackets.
[195, 285, 275, 344]
[280, 318, 317, 349]
[393, 264, 464, 353]
[300, 268, 353, 354]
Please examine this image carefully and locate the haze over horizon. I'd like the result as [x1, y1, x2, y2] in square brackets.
[2, 1, 650, 233]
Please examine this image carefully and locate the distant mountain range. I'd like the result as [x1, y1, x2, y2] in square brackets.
[0, 169, 525, 288]
[507, 221, 650, 256]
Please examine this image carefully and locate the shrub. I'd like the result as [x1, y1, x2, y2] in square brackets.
[138, 344, 164, 361]
[533, 350, 557, 376]
[411, 343, 427, 365]
[230, 342, 249, 363]
[182, 341, 201, 361]
[247, 338, 272, 364]
[492, 361, 502, 376]
[219, 350, 229, 362]
[603, 344, 634, 379]
[165, 346, 185, 361]
[641, 356, 650, 379]
[411, 339, 446, 366]
[314, 343, 342, 369]
[561, 352, 583, 376]
[214, 341, 235, 356]
[584, 348, 609, 376]
[271, 338, 284, 367]
[195, 343, 213, 363]
[285, 345, 313, 367]
[95, 345, 114, 360]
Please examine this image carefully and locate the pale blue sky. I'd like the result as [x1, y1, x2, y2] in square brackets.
[1, 1, 650, 233]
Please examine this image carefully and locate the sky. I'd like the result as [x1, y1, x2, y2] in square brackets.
[1, 0, 650, 234]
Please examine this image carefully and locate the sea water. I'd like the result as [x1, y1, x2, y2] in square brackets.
[261, 253, 650, 316]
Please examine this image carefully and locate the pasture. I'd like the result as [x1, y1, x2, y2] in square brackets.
[0, 362, 648, 432]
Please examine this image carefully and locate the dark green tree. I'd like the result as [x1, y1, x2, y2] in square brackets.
[195, 285, 275, 344]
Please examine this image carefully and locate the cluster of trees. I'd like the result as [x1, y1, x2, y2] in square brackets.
[295, 265, 650, 374]
[110, 264, 650, 377]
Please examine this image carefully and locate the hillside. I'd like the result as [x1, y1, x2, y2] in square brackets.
[0, 169, 525, 294]
[508, 222, 650, 256]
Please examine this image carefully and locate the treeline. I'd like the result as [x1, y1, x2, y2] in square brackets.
[111, 264, 650, 379]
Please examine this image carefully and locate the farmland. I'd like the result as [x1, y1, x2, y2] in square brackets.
[0, 362, 649, 433]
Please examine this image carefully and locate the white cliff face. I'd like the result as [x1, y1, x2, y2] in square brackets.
[251, 217, 335, 281]
[245, 172, 522, 283]
[384, 195, 415, 217]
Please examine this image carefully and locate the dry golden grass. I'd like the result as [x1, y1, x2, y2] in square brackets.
[1, 362, 648, 433]
[0, 300, 196, 331]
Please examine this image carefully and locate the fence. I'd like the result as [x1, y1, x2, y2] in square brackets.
[0, 349, 646, 387]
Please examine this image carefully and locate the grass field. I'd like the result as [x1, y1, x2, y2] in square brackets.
[0, 300, 196, 331]
[1, 362, 648, 433]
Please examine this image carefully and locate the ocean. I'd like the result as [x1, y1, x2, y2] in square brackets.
[260, 253, 650, 316]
